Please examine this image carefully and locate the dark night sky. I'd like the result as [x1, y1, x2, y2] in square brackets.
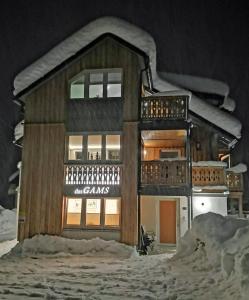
[0, 0, 249, 207]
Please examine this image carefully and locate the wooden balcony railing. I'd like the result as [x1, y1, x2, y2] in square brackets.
[141, 95, 188, 120]
[226, 172, 243, 191]
[65, 164, 121, 185]
[141, 160, 188, 186]
[192, 166, 226, 186]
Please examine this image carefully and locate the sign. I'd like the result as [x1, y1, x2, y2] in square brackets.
[74, 186, 110, 195]
[64, 184, 120, 197]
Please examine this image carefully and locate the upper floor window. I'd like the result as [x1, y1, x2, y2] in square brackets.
[69, 69, 122, 99]
[67, 134, 121, 162]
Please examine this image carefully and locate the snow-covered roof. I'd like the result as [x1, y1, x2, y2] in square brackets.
[13, 17, 242, 138]
[158, 72, 236, 112]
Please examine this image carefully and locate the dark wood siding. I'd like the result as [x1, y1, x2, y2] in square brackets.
[121, 122, 138, 245]
[18, 124, 65, 241]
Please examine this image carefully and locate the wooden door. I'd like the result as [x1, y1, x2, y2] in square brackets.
[160, 201, 176, 244]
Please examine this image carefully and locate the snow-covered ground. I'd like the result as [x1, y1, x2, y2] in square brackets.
[0, 207, 249, 299]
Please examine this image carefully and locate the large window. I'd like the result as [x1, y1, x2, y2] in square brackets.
[64, 198, 121, 228]
[67, 134, 121, 161]
[69, 69, 122, 99]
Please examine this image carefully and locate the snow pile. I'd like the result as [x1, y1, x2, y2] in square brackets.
[0, 206, 16, 242]
[11, 235, 136, 258]
[175, 212, 249, 299]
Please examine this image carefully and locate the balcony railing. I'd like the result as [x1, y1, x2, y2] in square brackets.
[141, 95, 188, 120]
[226, 172, 243, 191]
[141, 160, 188, 186]
[65, 164, 121, 185]
[192, 166, 226, 186]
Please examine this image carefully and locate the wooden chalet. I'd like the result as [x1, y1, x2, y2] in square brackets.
[13, 17, 245, 246]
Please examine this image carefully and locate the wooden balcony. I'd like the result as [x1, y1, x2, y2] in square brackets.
[141, 160, 188, 186]
[65, 164, 121, 185]
[192, 166, 226, 186]
[226, 172, 243, 191]
[141, 95, 188, 120]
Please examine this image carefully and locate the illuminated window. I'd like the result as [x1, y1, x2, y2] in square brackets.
[70, 75, 84, 98]
[64, 198, 121, 229]
[67, 134, 121, 161]
[66, 198, 82, 225]
[69, 69, 122, 99]
[88, 135, 102, 160]
[86, 199, 101, 226]
[106, 135, 120, 160]
[104, 199, 120, 226]
[68, 136, 83, 160]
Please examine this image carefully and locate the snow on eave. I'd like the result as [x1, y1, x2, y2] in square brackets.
[192, 161, 227, 167]
[227, 163, 247, 173]
[13, 16, 242, 139]
[152, 90, 192, 98]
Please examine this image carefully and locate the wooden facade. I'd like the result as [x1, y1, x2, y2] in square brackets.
[19, 36, 143, 245]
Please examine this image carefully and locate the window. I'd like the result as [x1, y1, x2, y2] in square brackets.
[66, 198, 82, 225]
[68, 136, 83, 160]
[67, 134, 121, 161]
[69, 69, 122, 99]
[105, 198, 120, 226]
[86, 199, 101, 226]
[106, 135, 120, 160]
[70, 75, 85, 98]
[88, 135, 102, 160]
[64, 198, 121, 228]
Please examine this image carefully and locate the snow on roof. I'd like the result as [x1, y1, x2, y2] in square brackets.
[159, 72, 236, 112]
[158, 72, 230, 97]
[13, 16, 242, 138]
[227, 163, 247, 173]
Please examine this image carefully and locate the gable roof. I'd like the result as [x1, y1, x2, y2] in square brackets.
[13, 16, 241, 139]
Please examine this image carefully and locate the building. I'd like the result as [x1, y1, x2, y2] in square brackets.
[13, 17, 245, 246]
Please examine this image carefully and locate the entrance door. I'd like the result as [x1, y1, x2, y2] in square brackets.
[159, 200, 176, 244]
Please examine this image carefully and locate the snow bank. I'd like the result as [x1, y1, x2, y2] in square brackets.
[0, 206, 16, 242]
[11, 235, 136, 258]
[175, 213, 249, 299]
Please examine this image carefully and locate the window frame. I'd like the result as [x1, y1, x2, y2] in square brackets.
[63, 197, 121, 230]
[69, 68, 123, 100]
[66, 132, 122, 163]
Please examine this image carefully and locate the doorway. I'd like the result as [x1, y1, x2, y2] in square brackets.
[159, 200, 176, 244]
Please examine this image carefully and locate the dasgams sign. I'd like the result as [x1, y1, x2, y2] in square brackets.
[74, 186, 110, 195]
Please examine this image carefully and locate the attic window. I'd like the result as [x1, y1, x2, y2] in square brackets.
[70, 75, 85, 99]
[69, 69, 122, 99]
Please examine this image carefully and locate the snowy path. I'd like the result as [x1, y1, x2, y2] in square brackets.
[0, 252, 239, 300]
